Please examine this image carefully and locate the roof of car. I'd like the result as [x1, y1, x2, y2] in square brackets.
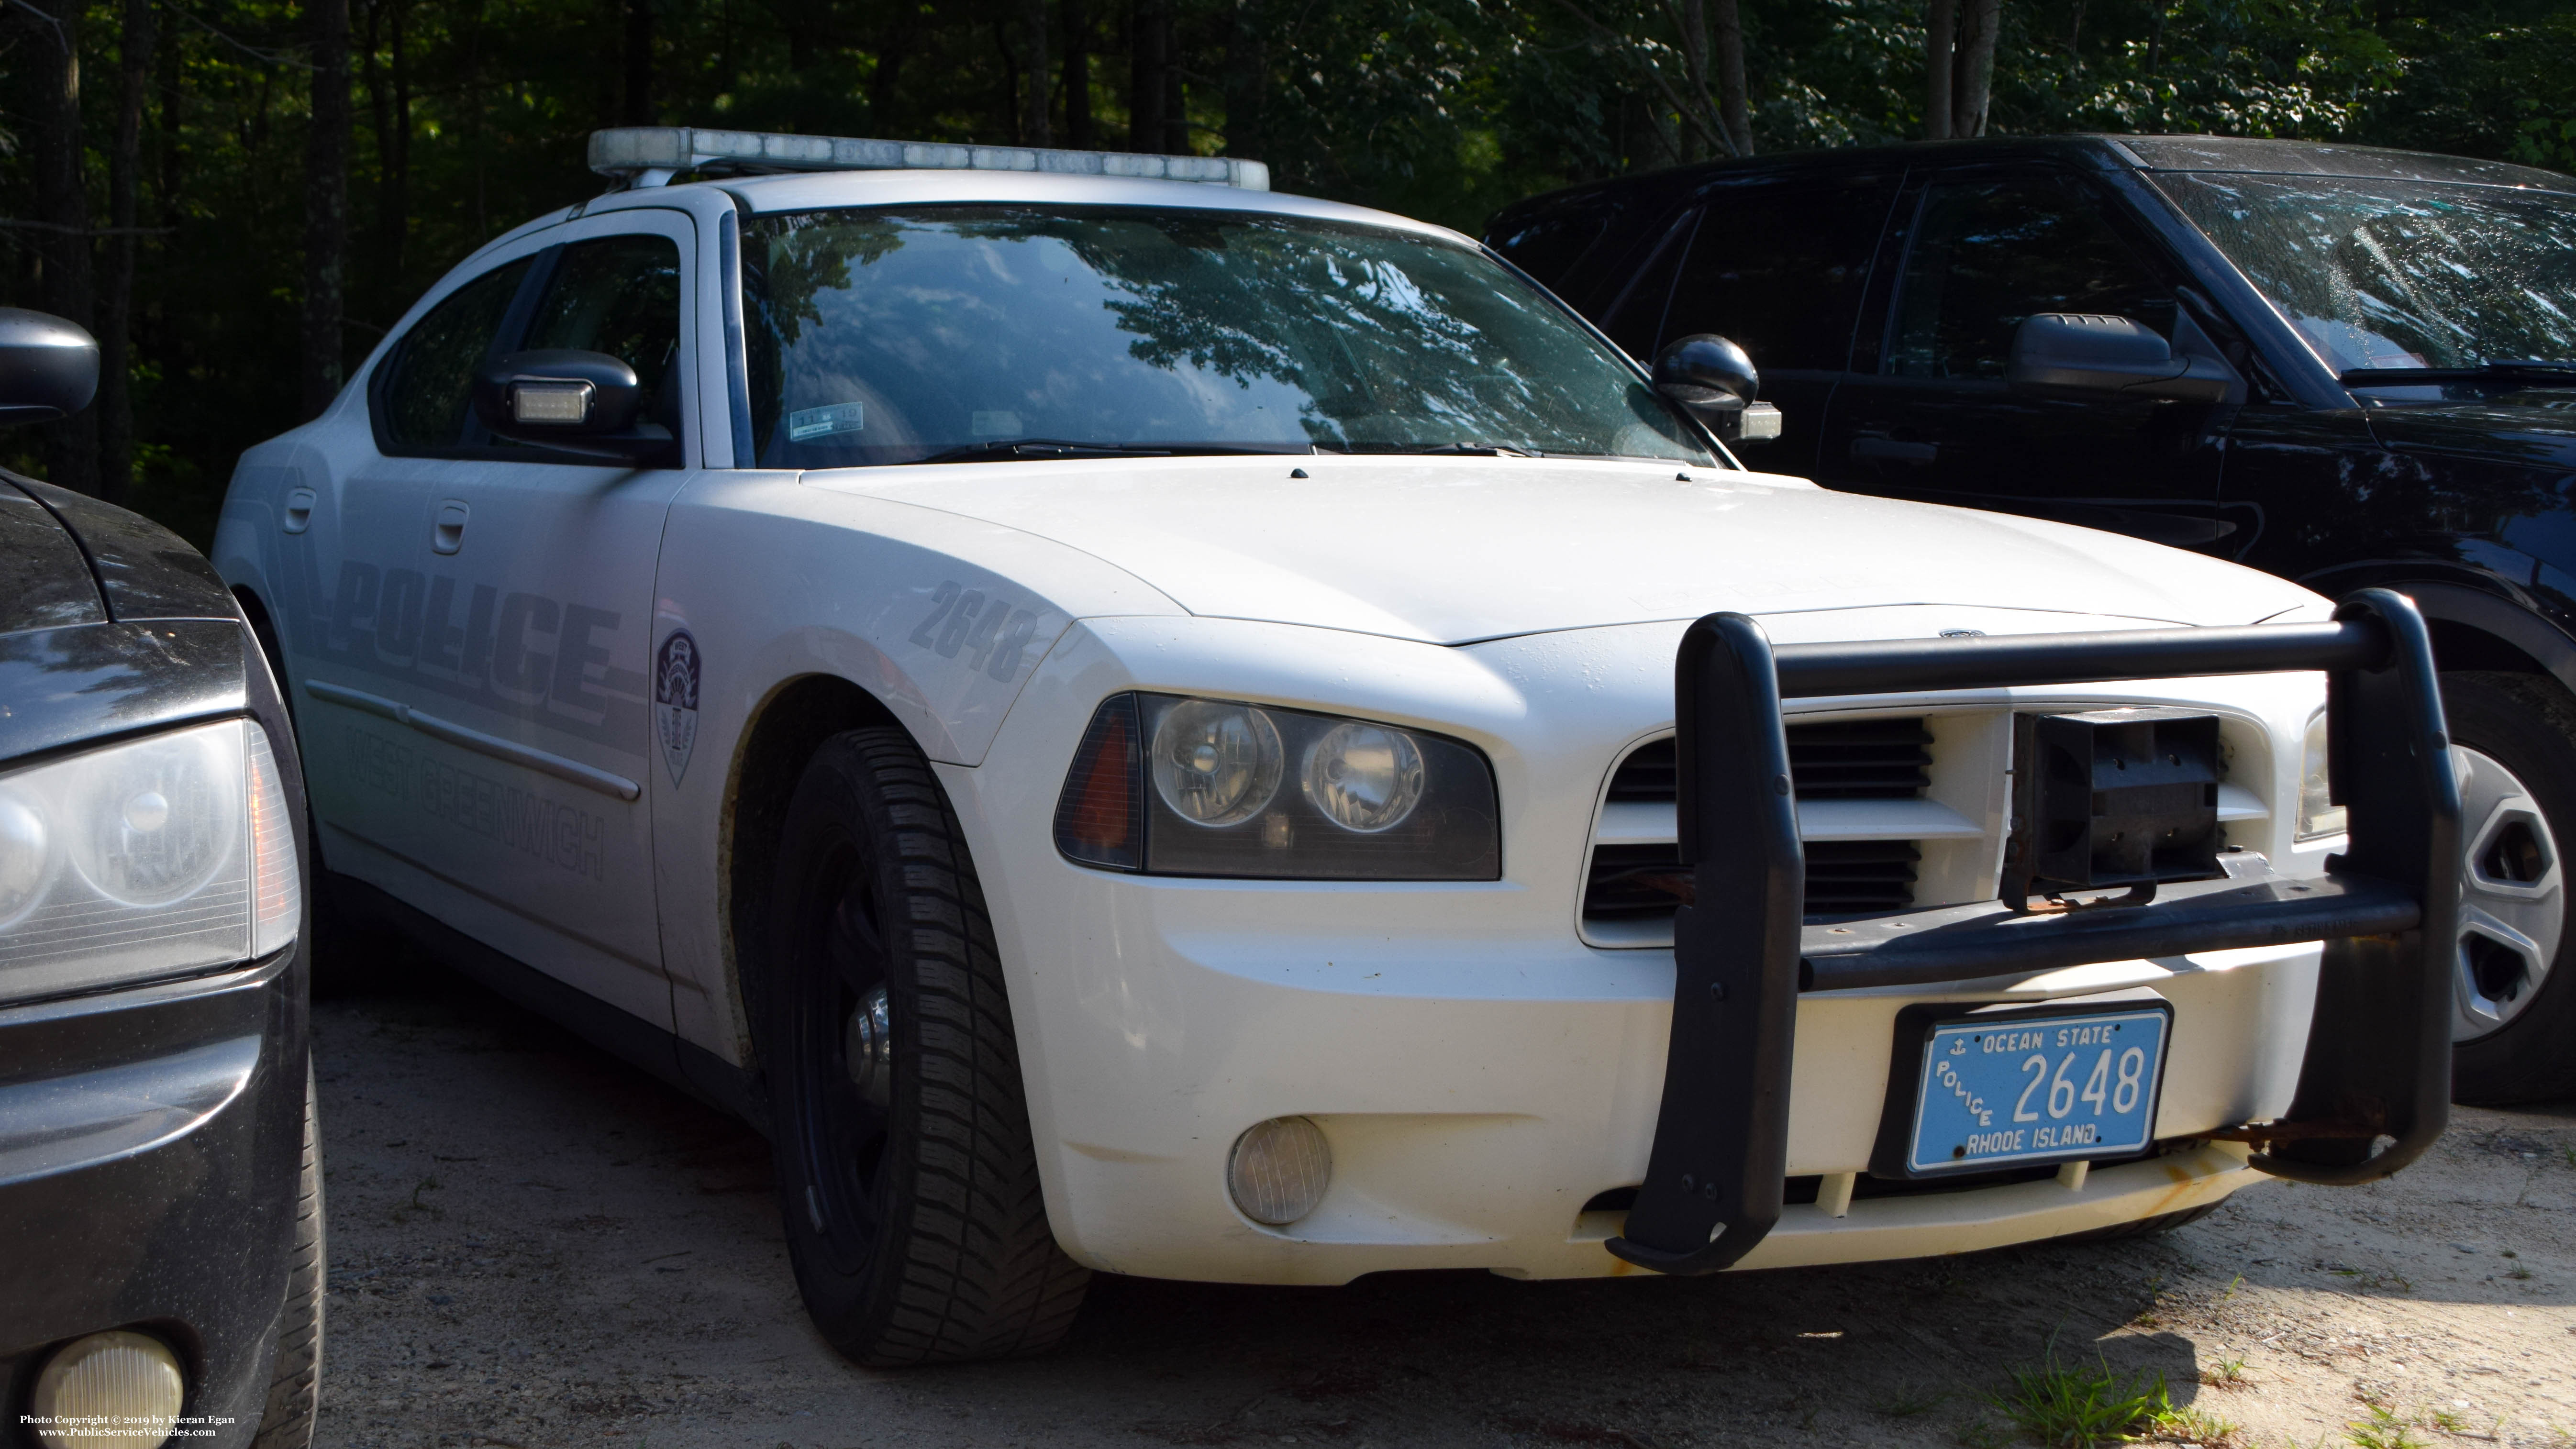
[455, 167, 1478, 280]
[689, 167, 1471, 240]
[1490, 134, 2576, 230]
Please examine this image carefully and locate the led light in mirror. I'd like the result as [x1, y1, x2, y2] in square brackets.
[511, 380, 593, 424]
[2296, 709, 2346, 841]
[1301, 720, 1426, 832]
[1151, 698, 1283, 826]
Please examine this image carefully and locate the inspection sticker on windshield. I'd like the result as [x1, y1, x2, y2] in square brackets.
[1905, 1006, 2168, 1175]
[788, 402, 866, 441]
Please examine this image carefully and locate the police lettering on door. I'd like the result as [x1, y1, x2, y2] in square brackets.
[308, 560, 649, 756]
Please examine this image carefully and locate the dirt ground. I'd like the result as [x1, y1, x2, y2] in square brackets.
[311, 956, 2576, 1449]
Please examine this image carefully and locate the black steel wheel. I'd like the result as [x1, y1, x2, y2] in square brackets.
[758, 727, 1088, 1366]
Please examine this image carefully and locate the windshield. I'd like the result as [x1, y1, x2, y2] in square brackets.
[737, 206, 1712, 467]
[2156, 172, 2576, 380]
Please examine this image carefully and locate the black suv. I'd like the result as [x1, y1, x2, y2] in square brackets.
[0, 310, 320, 1448]
[1490, 135, 2576, 1104]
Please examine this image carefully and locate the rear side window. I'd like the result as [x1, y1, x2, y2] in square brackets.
[378, 258, 532, 449]
[1887, 177, 2177, 381]
[1660, 174, 1899, 371]
[521, 234, 686, 441]
[1489, 210, 1616, 291]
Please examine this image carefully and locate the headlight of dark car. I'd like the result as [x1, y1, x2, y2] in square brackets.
[1055, 694, 1500, 880]
[0, 718, 300, 1002]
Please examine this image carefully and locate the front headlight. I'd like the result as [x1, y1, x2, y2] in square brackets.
[0, 719, 300, 1002]
[1055, 693, 1499, 879]
[2295, 708, 2347, 841]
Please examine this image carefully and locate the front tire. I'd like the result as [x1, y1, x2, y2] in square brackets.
[758, 728, 1089, 1366]
[252, 1058, 323, 1448]
[2442, 672, 2576, 1104]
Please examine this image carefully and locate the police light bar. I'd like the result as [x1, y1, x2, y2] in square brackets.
[588, 127, 1270, 191]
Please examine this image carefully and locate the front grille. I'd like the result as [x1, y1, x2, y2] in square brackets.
[1601, 719, 1932, 804]
[1803, 841, 1922, 914]
[1582, 719, 1930, 933]
[1580, 841, 1920, 922]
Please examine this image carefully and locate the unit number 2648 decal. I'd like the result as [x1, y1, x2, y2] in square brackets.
[908, 581, 1043, 683]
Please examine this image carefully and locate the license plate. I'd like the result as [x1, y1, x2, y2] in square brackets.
[1903, 1006, 2169, 1175]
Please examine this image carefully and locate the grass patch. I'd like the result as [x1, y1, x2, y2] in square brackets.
[1986, 1347, 2227, 1448]
[2345, 1405, 2427, 1449]
[2199, 1357, 2249, 1390]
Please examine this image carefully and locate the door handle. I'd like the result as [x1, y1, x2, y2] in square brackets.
[1851, 437, 1938, 464]
[432, 500, 470, 555]
[282, 487, 316, 534]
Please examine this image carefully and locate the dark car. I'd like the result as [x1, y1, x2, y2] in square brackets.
[1489, 134, 2576, 1104]
[0, 310, 319, 1448]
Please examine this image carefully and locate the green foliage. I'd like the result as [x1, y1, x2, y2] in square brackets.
[1986, 1347, 2184, 1447]
[2345, 1403, 2429, 1449]
[2, 0, 2570, 543]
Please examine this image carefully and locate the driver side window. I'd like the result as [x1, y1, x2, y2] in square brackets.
[1888, 178, 2177, 381]
[519, 233, 686, 445]
[377, 257, 533, 451]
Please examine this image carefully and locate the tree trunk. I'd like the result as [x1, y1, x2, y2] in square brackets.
[1951, 0, 1999, 138]
[1063, 0, 1093, 147]
[1129, 0, 1167, 152]
[1222, 0, 1265, 160]
[869, 25, 909, 129]
[1713, 0, 1751, 155]
[622, 0, 653, 123]
[1924, 0, 1955, 140]
[22, 0, 99, 494]
[1024, 0, 1052, 145]
[302, 0, 353, 419]
[1679, 0, 1708, 161]
[1162, 26, 1187, 155]
[151, 0, 182, 384]
[996, 22, 1022, 141]
[387, 0, 411, 289]
[99, 0, 157, 505]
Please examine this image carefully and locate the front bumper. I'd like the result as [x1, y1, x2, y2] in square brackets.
[957, 597, 2452, 1286]
[0, 949, 304, 1449]
[976, 836, 2318, 1284]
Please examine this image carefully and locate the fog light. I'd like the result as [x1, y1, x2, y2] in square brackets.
[1227, 1116, 1332, 1226]
[30, 1330, 184, 1449]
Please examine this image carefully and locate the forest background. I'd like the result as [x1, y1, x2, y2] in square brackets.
[4, 0, 2575, 543]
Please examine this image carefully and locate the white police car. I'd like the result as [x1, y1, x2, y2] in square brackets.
[212, 127, 2459, 1366]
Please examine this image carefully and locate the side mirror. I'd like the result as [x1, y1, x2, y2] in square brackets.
[471, 349, 672, 462]
[1652, 333, 1783, 444]
[2008, 314, 2232, 403]
[0, 309, 100, 426]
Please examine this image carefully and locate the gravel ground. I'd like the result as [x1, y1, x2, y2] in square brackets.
[311, 953, 2576, 1449]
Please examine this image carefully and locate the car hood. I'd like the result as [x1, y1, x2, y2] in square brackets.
[812, 455, 2322, 644]
[2367, 388, 2576, 471]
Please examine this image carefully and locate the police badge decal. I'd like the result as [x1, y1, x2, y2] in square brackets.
[655, 629, 701, 785]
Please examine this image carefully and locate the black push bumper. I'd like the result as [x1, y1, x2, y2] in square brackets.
[1606, 589, 2462, 1275]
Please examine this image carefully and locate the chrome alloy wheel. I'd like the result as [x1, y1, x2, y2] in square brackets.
[2453, 744, 2565, 1041]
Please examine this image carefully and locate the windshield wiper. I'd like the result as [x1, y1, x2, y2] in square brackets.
[1354, 442, 1538, 457]
[912, 439, 1310, 465]
[2340, 359, 2576, 386]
